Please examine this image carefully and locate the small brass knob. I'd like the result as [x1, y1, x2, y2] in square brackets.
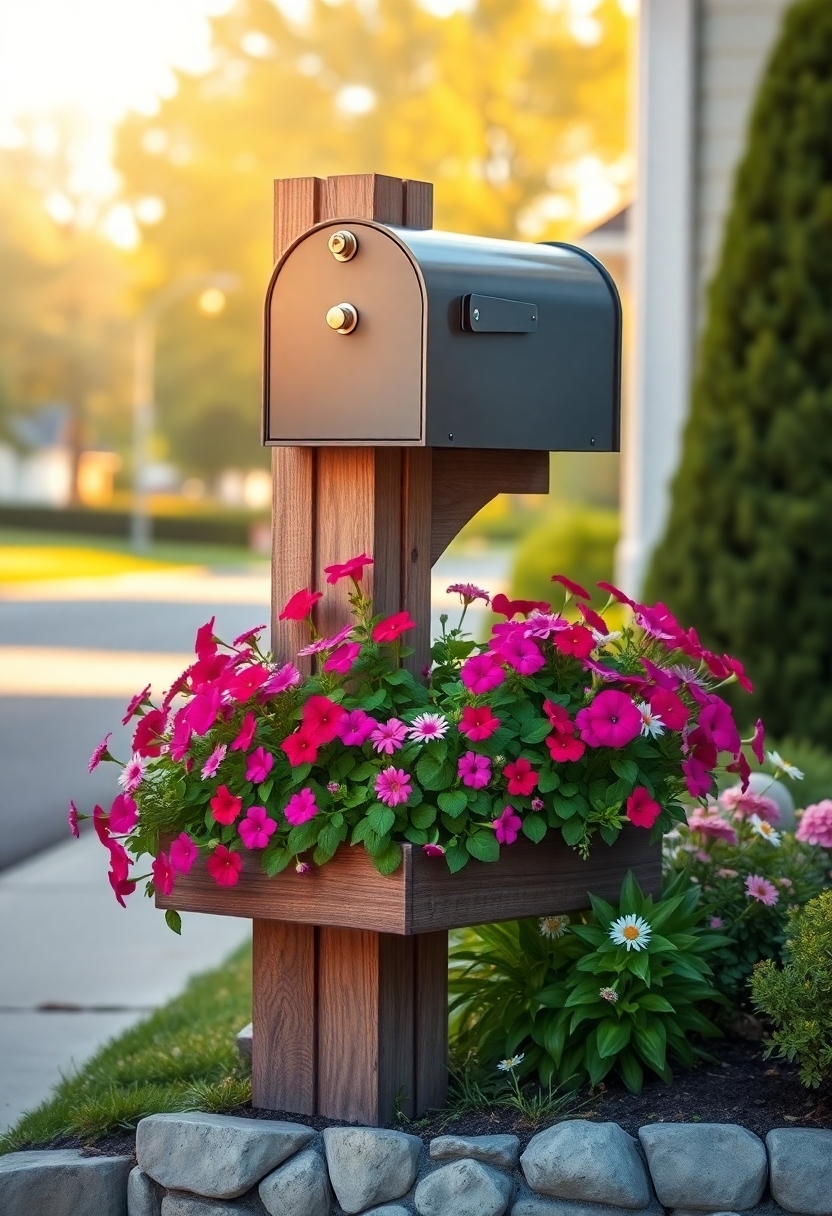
[325, 302, 358, 334]
[328, 230, 358, 261]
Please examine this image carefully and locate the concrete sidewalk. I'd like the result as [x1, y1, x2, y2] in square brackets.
[0, 831, 250, 1135]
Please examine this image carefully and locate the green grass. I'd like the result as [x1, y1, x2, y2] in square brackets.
[0, 944, 253, 1153]
[0, 528, 265, 574]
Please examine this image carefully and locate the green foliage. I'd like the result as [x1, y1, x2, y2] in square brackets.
[0, 944, 251, 1153]
[449, 872, 725, 1094]
[646, 0, 832, 743]
[752, 890, 832, 1087]
[511, 505, 618, 606]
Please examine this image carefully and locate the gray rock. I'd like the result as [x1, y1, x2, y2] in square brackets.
[236, 1023, 253, 1061]
[129, 1166, 163, 1216]
[638, 1124, 767, 1211]
[0, 1149, 132, 1216]
[161, 1197, 263, 1216]
[415, 1158, 511, 1216]
[323, 1127, 422, 1214]
[259, 1148, 331, 1216]
[430, 1135, 520, 1170]
[521, 1122, 650, 1208]
[137, 1112, 315, 1199]
[767, 1128, 832, 1215]
[512, 1201, 663, 1216]
[362, 1208, 412, 1216]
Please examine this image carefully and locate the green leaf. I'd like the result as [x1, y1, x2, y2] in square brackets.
[596, 1018, 631, 1058]
[416, 752, 441, 786]
[419, 757, 455, 792]
[164, 909, 182, 935]
[633, 1021, 667, 1074]
[520, 717, 553, 744]
[522, 814, 547, 843]
[552, 792, 579, 820]
[258, 778, 274, 801]
[446, 844, 470, 873]
[351, 761, 379, 782]
[287, 819, 320, 853]
[263, 847, 292, 875]
[372, 840, 403, 875]
[561, 818, 586, 846]
[403, 825, 429, 844]
[538, 765, 560, 794]
[618, 1049, 644, 1093]
[410, 803, 437, 829]
[466, 832, 500, 863]
[367, 804, 395, 836]
[438, 789, 467, 817]
[638, 993, 676, 1014]
[610, 756, 639, 786]
[385, 668, 411, 685]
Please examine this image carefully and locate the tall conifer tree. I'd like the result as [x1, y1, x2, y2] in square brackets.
[646, 0, 832, 743]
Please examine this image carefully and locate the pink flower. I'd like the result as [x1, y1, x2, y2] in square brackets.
[185, 686, 223, 737]
[324, 552, 374, 584]
[493, 805, 523, 845]
[108, 840, 136, 906]
[152, 851, 175, 897]
[503, 757, 539, 797]
[122, 685, 151, 725]
[719, 787, 780, 823]
[296, 860, 311, 874]
[224, 664, 270, 703]
[210, 785, 243, 825]
[281, 730, 319, 767]
[423, 843, 446, 858]
[232, 624, 267, 648]
[297, 637, 331, 657]
[327, 781, 340, 794]
[324, 642, 361, 674]
[626, 787, 662, 829]
[245, 747, 274, 784]
[262, 663, 303, 696]
[796, 801, 832, 848]
[553, 625, 594, 660]
[238, 805, 278, 849]
[498, 634, 545, 676]
[751, 719, 766, 764]
[279, 588, 322, 621]
[694, 697, 741, 755]
[460, 652, 506, 694]
[726, 750, 752, 793]
[687, 812, 738, 844]
[302, 695, 347, 745]
[169, 711, 192, 763]
[195, 617, 217, 659]
[170, 833, 198, 874]
[230, 712, 257, 752]
[118, 754, 146, 793]
[682, 756, 714, 799]
[578, 604, 610, 634]
[745, 874, 778, 906]
[576, 691, 641, 748]
[459, 706, 500, 741]
[543, 701, 575, 735]
[375, 767, 412, 807]
[285, 787, 318, 826]
[550, 573, 590, 600]
[648, 688, 689, 732]
[525, 613, 569, 639]
[546, 733, 586, 762]
[372, 611, 416, 643]
[531, 797, 544, 811]
[458, 751, 491, 789]
[447, 582, 490, 605]
[206, 844, 242, 887]
[132, 708, 167, 758]
[370, 719, 408, 755]
[337, 710, 377, 747]
[408, 713, 449, 743]
[709, 917, 724, 929]
[597, 580, 636, 608]
[109, 793, 138, 834]
[201, 744, 227, 779]
[89, 733, 113, 773]
[68, 800, 80, 838]
[491, 593, 550, 619]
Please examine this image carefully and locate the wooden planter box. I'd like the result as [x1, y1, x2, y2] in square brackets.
[157, 828, 661, 1125]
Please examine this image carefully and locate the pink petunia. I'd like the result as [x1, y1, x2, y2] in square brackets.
[185, 686, 223, 737]
[302, 695, 347, 745]
[543, 700, 575, 735]
[370, 719, 408, 755]
[577, 604, 609, 635]
[132, 708, 167, 758]
[224, 664, 270, 703]
[709, 917, 724, 929]
[278, 588, 322, 622]
[726, 750, 752, 793]
[503, 757, 539, 797]
[201, 744, 227, 779]
[576, 691, 641, 749]
[285, 787, 318, 826]
[550, 573, 590, 600]
[210, 785, 243, 825]
[498, 635, 545, 676]
[89, 733, 113, 773]
[682, 755, 713, 799]
[324, 553, 374, 584]
[170, 833, 199, 874]
[206, 844, 242, 887]
[245, 746, 274, 784]
[324, 642, 361, 674]
[648, 687, 689, 732]
[169, 711, 192, 763]
[122, 685, 152, 725]
[281, 730, 319, 767]
[238, 805, 278, 849]
[460, 652, 506, 695]
[194, 617, 217, 659]
[719, 787, 780, 823]
[152, 852, 175, 897]
[493, 805, 523, 845]
[546, 733, 586, 763]
[626, 787, 662, 829]
[230, 712, 257, 752]
[687, 812, 738, 844]
[109, 793, 138, 834]
[796, 801, 832, 849]
[375, 767, 412, 807]
[745, 874, 778, 906]
[337, 710, 377, 747]
[459, 706, 500, 742]
[118, 754, 146, 793]
[694, 696, 741, 755]
[262, 663, 303, 697]
[458, 751, 491, 789]
[372, 612, 416, 643]
[491, 594, 550, 619]
[68, 800, 80, 838]
[751, 719, 766, 765]
[553, 625, 594, 660]
[232, 624, 267, 648]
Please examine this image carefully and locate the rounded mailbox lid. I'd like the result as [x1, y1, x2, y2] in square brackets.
[264, 220, 425, 444]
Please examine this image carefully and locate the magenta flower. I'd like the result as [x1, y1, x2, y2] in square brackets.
[745, 874, 778, 906]
[206, 844, 242, 887]
[695, 696, 741, 755]
[493, 805, 523, 845]
[682, 755, 713, 798]
[324, 642, 361, 674]
[186, 686, 222, 737]
[503, 757, 539, 797]
[687, 812, 738, 844]
[525, 613, 570, 639]
[796, 801, 832, 848]
[324, 553, 374, 584]
[285, 787, 318, 826]
[245, 747, 274, 784]
[531, 797, 544, 811]
[751, 719, 766, 765]
[423, 843, 446, 858]
[370, 718, 408, 755]
[262, 663, 303, 697]
[195, 616, 217, 659]
[152, 851, 175, 897]
[230, 712, 257, 752]
[238, 805, 278, 849]
[68, 800, 80, 839]
[201, 743, 227, 779]
[709, 916, 724, 929]
[122, 684, 151, 725]
[88, 733, 112, 773]
[459, 706, 500, 742]
[118, 753, 146, 793]
[460, 653, 506, 695]
[297, 637, 331, 657]
[626, 787, 662, 829]
[337, 709, 377, 747]
[408, 713, 449, 743]
[446, 583, 490, 606]
[232, 624, 267, 648]
[458, 751, 492, 789]
[375, 767, 413, 807]
[575, 691, 641, 748]
[550, 573, 591, 600]
[497, 634, 545, 676]
[224, 663, 270, 703]
[170, 833, 198, 874]
[109, 793, 138, 834]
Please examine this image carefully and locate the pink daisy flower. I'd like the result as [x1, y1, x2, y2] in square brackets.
[232, 624, 267, 648]
[745, 874, 779, 906]
[285, 787, 318, 826]
[687, 812, 738, 845]
[122, 684, 151, 725]
[458, 751, 491, 789]
[68, 800, 80, 838]
[408, 713, 449, 743]
[88, 733, 112, 773]
[296, 637, 331, 657]
[201, 744, 227, 779]
[446, 583, 490, 606]
[375, 767, 412, 807]
[262, 663, 302, 697]
[118, 754, 146, 793]
[238, 805, 278, 849]
[370, 719, 408, 755]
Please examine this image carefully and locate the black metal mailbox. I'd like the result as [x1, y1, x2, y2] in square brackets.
[263, 219, 621, 451]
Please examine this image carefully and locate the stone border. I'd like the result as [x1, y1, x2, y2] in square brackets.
[2, 1114, 831, 1216]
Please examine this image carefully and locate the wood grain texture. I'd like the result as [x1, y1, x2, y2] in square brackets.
[157, 829, 661, 935]
[377, 933, 416, 1119]
[317, 927, 380, 1122]
[324, 173, 404, 224]
[402, 180, 433, 229]
[252, 920, 316, 1113]
[430, 449, 550, 564]
[371, 447, 404, 620]
[401, 447, 433, 675]
[415, 931, 448, 1112]
[314, 446, 375, 639]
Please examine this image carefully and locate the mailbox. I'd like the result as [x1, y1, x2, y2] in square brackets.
[263, 219, 621, 451]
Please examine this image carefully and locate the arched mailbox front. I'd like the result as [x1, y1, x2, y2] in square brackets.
[264, 219, 621, 451]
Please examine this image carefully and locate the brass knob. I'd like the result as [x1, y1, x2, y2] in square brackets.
[328, 230, 358, 261]
[325, 302, 358, 334]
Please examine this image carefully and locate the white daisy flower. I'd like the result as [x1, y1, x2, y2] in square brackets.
[609, 913, 652, 952]
[767, 750, 804, 780]
[636, 701, 665, 739]
[539, 915, 570, 939]
[750, 813, 781, 846]
[497, 1054, 525, 1072]
[408, 712, 449, 743]
[592, 629, 622, 646]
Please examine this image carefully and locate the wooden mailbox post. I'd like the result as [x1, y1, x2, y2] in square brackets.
[159, 173, 661, 1126]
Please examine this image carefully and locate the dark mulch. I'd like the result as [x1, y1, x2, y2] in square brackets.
[22, 1036, 832, 1160]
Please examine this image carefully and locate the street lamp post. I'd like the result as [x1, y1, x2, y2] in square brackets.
[131, 272, 239, 552]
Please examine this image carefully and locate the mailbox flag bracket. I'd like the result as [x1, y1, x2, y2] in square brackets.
[460, 292, 538, 333]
